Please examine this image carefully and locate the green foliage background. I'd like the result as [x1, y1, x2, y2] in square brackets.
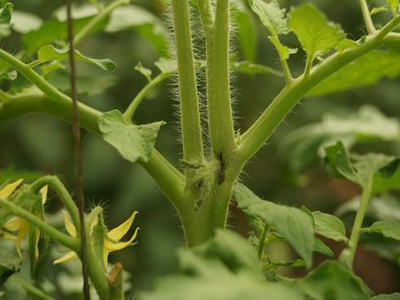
[1, 0, 400, 296]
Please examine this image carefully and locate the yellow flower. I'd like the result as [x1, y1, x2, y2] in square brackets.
[1, 180, 48, 258]
[54, 210, 140, 267]
[0, 179, 23, 199]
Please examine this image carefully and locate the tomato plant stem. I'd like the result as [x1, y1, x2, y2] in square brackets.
[359, 0, 376, 34]
[348, 176, 374, 266]
[171, 0, 204, 163]
[0, 198, 79, 251]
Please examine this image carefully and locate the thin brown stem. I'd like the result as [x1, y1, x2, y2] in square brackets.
[66, 1, 91, 299]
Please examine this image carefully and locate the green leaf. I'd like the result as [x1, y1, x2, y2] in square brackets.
[234, 184, 314, 268]
[232, 61, 283, 77]
[370, 6, 389, 16]
[134, 62, 152, 82]
[154, 58, 177, 75]
[288, 4, 345, 60]
[22, 17, 106, 54]
[313, 238, 334, 257]
[0, 2, 12, 24]
[0, 241, 22, 285]
[362, 220, 400, 241]
[309, 50, 400, 96]
[11, 10, 42, 33]
[372, 293, 400, 299]
[295, 261, 370, 300]
[141, 229, 303, 300]
[99, 110, 165, 163]
[53, 3, 98, 21]
[248, 0, 289, 35]
[312, 211, 348, 242]
[105, 5, 170, 56]
[37, 45, 117, 72]
[48, 69, 116, 96]
[323, 141, 397, 188]
[232, 0, 257, 61]
[281, 105, 400, 173]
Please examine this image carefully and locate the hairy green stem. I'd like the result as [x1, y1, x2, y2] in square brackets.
[74, 0, 129, 46]
[171, 0, 204, 163]
[207, 0, 236, 158]
[238, 16, 400, 163]
[359, 0, 376, 34]
[123, 73, 169, 120]
[31, 176, 80, 234]
[197, 0, 214, 35]
[0, 198, 79, 251]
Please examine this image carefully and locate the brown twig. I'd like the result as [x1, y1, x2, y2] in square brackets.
[66, 1, 91, 299]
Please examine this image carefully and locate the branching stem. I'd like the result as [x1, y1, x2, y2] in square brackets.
[238, 16, 400, 163]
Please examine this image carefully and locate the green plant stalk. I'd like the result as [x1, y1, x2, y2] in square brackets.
[304, 53, 314, 78]
[347, 176, 374, 266]
[238, 15, 400, 163]
[123, 73, 168, 120]
[206, 0, 236, 158]
[0, 49, 186, 221]
[31, 176, 80, 232]
[197, 0, 214, 35]
[359, 0, 376, 34]
[0, 198, 79, 251]
[280, 58, 293, 85]
[9, 276, 54, 300]
[171, 0, 204, 163]
[84, 206, 110, 300]
[73, 0, 129, 46]
[180, 175, 238, 247]
[258, 224, 269, 260]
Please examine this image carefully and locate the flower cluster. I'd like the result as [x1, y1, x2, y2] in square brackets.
[0, 179, 48, 258]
